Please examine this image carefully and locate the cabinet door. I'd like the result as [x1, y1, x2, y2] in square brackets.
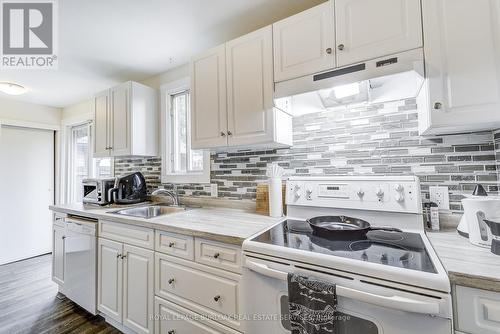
[123, 244, 154, 334]
[419, 0, 500, 134]
[273, 1, 335, 82]
[335, 0, 422, 67]
[190, 45, 228, 149]
[110, 82, 131, 156]
[98, 238, 123, 323]
[52, 224, 65, 286]
[94, 90, 110, 158]
[226, 26, 275, 147]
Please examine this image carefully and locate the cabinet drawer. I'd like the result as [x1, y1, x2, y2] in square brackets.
[195, 238, 241, 273]
[98, 220, 154, 249]
[155, 254, 239, 319]
[155, 231, 194, 260]
[456, 285, 500, 334]
[154, 297, 239, 334]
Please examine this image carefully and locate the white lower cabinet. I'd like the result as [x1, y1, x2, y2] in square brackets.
[455, 285, 500, 334]
[154, 297, 240, 334]
[98, 237, 154, 334]
[155, 251, 242, 331]
[52, 223, 66, 286]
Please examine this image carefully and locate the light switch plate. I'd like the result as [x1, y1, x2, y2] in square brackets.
[429, 186, 450, 211]
[210, 184, 218, 198]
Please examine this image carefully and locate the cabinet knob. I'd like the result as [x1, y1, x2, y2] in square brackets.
[168, 278, 175, 284]
[213, 252, 220, 259]
[433, 102, 443, 110]
[227, 131, 232, 136]
[168, 330, 175, 334]
[337, 44, 345, 51]
[326, 47, 333, 54]
[61, 236, 66, 240]
[168, 242, 175, 248]
[220, 131, 226, 137]
[213, 295, 221, 302]
[121, 254, 127, 259]
[116, 253, 121, 258]
[108, 146, 113, 150]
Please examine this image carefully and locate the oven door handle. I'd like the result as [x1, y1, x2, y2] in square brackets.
[245, 260, 441, 315]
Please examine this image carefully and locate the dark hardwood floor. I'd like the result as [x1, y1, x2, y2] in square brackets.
[0, 254, 121, 334]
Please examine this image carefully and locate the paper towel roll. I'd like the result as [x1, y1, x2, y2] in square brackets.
[268, 177, 283, 218]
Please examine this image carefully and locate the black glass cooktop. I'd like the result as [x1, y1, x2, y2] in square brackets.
[251, 219, 437, 274]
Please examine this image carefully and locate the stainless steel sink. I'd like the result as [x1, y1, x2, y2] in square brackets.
[110, 204, 188, 219]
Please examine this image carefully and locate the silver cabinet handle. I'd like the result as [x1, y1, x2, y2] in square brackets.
[116, 253, 121, 258]
[213, 252, 220, 259]
[338, 44, 345, 51]
[213, 295, 221, 302]
[168, 330, 175, 334]
[227, 130, 232, 136]
[61, 236, 66, 240]
[168, 242, 175, 248]
[220, 132, 226, 137]
[121, 254, 127, 259]
[433, 102, 443, 110]
[326, 47, 333, 54]
[168, 278, 175, 284]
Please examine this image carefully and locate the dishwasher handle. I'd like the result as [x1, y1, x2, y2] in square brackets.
[245, 259, 441, 315]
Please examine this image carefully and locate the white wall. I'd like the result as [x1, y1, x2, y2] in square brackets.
[0, 96, 61, 126]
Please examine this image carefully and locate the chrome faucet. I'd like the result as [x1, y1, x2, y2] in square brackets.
[151, 185, 180, 206]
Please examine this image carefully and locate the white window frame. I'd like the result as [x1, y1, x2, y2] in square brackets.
[65, 120, 114, 203]
[160, 78, 210, 184]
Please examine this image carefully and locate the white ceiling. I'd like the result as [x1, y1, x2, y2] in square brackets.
[0, 0, 324, 108]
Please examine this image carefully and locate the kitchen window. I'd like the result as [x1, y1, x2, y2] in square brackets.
[68, 122, 113, 202]
[161, 78, 210, 184]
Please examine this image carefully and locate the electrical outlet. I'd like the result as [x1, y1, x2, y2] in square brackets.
[210, 183, 218, 198]
[429, 186, 450, 211]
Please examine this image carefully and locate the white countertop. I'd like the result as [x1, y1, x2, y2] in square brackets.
[427, 230, 500, 292]
[49, 203, 283, 245]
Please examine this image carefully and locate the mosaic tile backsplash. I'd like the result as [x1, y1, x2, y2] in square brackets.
[115, 99, 499, 213]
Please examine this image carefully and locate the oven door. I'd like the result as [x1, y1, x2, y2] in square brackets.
[242, 256, 452, 334]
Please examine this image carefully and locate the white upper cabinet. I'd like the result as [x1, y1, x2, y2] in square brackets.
[226, 26, 275, 146]
[335, 0, 423, 67]
[93, 81, 158, 157]
[94, 91, 110, 158]
[190, 45, 228, 149]
[190, 26, 292, 150]
[418, 0, 500, 135]
[110, 83, 130, 156]
[273, 1, 335, 82]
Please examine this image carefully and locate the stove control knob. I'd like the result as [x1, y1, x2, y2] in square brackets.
[375, 187, 384, 198]
[294, 192, 301, 199]
[361, 252, 368, 261]
[357, 188, 365, 198]
[294, 184, 301, 191]
[306, 188, 312, 195]
[394, 184, 404, 192]
[395, 193, 405, 203]
[381, 253, 388, 264]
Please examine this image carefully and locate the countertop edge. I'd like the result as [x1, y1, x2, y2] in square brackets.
[49, 205, 269, 246]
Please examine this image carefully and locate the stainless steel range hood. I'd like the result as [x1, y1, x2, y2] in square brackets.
[275, 49, 425, 114]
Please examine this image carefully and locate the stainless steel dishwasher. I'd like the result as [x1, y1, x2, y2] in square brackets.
[63, 216, 97, 315]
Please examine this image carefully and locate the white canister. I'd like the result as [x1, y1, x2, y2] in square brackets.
[268, 178, 283, 218]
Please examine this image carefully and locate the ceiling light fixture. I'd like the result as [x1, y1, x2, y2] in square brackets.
[0, 82, 27, 95]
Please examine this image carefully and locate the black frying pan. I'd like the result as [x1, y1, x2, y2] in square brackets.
[306, 215, 402, 239]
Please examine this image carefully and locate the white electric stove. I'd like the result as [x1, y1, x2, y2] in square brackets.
[242, 176, 452, 334]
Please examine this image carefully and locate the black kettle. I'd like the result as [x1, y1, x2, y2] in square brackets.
[108, 172, 147, 204]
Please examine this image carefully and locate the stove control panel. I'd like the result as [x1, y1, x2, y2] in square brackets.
[286, 177, 421, 214]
